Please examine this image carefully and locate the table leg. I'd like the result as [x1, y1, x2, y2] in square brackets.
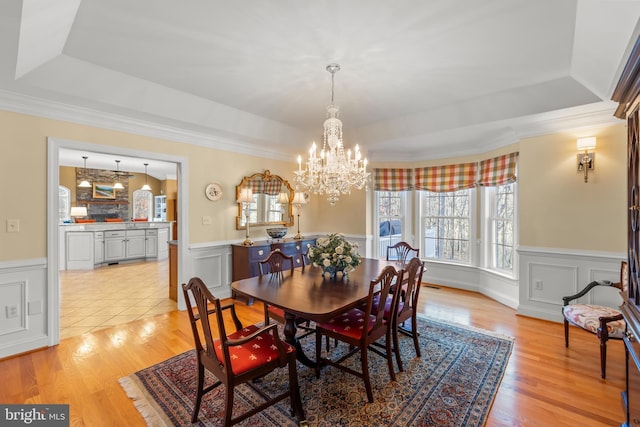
[283, 311, 317, 369]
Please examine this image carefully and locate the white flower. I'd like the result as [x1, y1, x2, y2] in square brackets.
[323, 258, 331, 267]
[335, 246, 344, 254]
[345, 256, 352, 263]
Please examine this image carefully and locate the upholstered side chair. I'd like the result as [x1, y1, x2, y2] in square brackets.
[562, 261, 627, 379]
[182, 277, 305, 425]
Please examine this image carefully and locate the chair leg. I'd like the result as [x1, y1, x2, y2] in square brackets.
[393, 324, 404, 373]
[564, 319, 569, 347]
[386, 330, 396, 381]
[361, 348, 374, 403]
[411, 314, 421, 358]
[192, 363, 205, 423]
[223, 385, 234, 427]
[600, 337, 607, 379]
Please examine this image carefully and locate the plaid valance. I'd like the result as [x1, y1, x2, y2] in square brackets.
[477, 152, 519, 186]
[415, 162, 477, 192]
[245, 178, 282, 196]
[374, 168, 413, 191]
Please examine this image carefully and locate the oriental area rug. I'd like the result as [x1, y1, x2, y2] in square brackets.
[119, 315, 513, 426]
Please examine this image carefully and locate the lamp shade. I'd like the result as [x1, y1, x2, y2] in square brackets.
[577, 137, 596, 151]
[292, 192, 308, 205]
[113, 182, 124, 190]
[70, 207, 87, 217]
[277, 192, 290, 204]
[237, 188, 254, 203]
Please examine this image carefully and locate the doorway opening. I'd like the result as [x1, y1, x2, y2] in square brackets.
[47, 137, 188, 345]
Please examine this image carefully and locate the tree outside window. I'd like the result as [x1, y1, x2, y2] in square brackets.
[486, 183, 515, 272]
[421, 189, 471, 262]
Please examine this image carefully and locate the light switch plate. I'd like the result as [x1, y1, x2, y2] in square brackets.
[6, 219, 19, 233]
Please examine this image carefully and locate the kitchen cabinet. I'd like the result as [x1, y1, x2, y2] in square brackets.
[63, 223, 173, 269]
[145, 229, 158, 257]
[157, 227, 169, 260]
[104, 230, 126, 262]
[66, 232, 94, 269]
[154, 195, 167, 221]
[94, 231, 104, 264]
[104, 229, 145, 262]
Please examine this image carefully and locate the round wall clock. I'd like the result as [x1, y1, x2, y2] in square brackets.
[205, 183, 223, 201]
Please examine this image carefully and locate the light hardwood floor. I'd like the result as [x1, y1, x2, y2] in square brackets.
[0, 262, 626, 426]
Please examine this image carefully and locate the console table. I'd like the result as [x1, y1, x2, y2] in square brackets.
[231, 238, 316, 304]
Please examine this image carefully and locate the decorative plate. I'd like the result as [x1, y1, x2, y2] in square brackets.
[205, 183, 223, 201]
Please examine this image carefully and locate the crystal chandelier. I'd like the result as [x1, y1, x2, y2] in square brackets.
[294, 63, 369, 205]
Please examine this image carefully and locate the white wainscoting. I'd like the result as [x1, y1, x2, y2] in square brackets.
[517, 246, 626, 323]
[0, 258, 48, 358]
[187, 242, 234, 303]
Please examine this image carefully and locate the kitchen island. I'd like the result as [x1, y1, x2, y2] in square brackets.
[60, 221, 173, 270]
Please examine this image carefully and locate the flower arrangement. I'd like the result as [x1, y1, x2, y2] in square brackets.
[308, 233, 362, 276]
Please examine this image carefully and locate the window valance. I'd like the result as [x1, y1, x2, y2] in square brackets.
[415, 162, 477, 192]
[477, 152, 519, 186]
[373, 168, 413, 191]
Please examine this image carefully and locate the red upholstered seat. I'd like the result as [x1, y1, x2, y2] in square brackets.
[214, 324, 295, 375]
[317, 309, 378, 340]
[371, 294, 403, 319]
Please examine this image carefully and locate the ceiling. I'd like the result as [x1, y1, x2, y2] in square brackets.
[2, 0, 640, 169]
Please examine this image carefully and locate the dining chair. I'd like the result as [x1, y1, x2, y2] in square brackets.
[386, 241, 419, 263]
[371, 257, 425, 372]
[562, 260, 627, 379]
[182, 277, 305, 426]
[314, 265, 403, 403]
[260, 250, 315, 339]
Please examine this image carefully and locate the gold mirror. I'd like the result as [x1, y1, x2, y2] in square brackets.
[236, 170, 294, 229]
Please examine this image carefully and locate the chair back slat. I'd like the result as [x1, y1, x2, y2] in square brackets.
[363, 266, 402, 340]
[386, 241, 419, 263]
[259, 249, 295, 278]
[397, 258, 425, 320]
[182, 278, 230, 372]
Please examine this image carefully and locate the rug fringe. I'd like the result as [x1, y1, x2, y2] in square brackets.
[119, 376, 170, 427]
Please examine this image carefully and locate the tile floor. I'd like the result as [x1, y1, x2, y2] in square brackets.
[59, 259, 176, 339]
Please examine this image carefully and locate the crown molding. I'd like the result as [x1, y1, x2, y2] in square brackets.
[0, 89, 293, 162]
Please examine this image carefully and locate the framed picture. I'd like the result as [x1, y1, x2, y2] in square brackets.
[93, 183, 116, 199]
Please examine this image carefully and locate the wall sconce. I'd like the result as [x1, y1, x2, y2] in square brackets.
[577, 137, 596, 183]
[292, 191, 308, 240]
[237, 188, 254, 246]
[70, 206, 88, 222]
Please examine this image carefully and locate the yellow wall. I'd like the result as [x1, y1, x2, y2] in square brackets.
[518, 125, 627, 251]
[0, 109, 313, 260]
[0, 108, 628, 261]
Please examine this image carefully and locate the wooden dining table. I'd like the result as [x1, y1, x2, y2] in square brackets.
[231, 257, 403, 368]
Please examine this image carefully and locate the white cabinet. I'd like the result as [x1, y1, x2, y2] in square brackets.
[66, 232, 94, 269]
[154, 195, 167, 221]
[104, 229, 146, 261]
[145, 229, 158, 257]
[64, 225, 171, 269]
[94, 231, 104, 264]
[104, 230, 126, 262]
[126, 230, 146, 259]
[157, 227, 169, 260]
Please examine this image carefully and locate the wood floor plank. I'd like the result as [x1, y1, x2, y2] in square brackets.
[0, 263, 627, 426]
